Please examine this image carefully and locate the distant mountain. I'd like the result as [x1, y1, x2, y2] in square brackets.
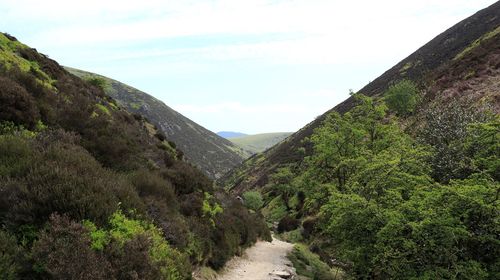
[229, 132, 293, 154]
[220, 1, 500, 192]
[66, 67, 250, 179]
[217, 131, 248, 139]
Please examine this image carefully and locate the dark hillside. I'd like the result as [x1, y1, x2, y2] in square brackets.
[220, 1, 500, 193]
[0, 33, 269, 279]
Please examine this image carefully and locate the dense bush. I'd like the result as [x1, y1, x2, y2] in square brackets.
[288, 244, 340, 280]
[0, 230, 25, 280]
[277, 216, 300, 233]
[0, 133, 144, 229]
[384, 79, 419, 116]
[129, 169, 177, 208]
[163, 161, 212, 195]
[242, 191, 264, 211]
[0, 77, 40, 128]
[418, 100, 492, 183]
[32, 214, 112, 280]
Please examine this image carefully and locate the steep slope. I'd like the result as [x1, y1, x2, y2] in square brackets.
[220, 1, 500, 192]
[66, 67, 249, 179]
[229, 132, 293, 154]
[0, 32, 270, 279]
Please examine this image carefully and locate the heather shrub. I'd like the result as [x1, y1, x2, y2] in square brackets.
[0, 133, 35, 177]
[105, 234, 162, 280]
[32, 214, 112, 280]
[0, 77, 40, 128]
[163, 161, 212, 195]
[0, 133, 144, 229]
[277, 216, 300, 233]
[129, 169, 177, 208]
[0, 230, 25, 280]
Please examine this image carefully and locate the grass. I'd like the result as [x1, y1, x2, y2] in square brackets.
[229, 132, 292, 154]
[194, 266, 218, 280]
[399, 61, 413, 73]
[0, 33, 56, 89]
[288, 244, 344, 280]
[95, 104, 111, 116]
[454, 26, 500, 61]
[277, 228, 303, 243]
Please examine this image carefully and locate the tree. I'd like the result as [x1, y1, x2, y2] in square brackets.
[418, 100, 491, 183]
[242, 191, 264, 212]
[383, 79, 419, 116]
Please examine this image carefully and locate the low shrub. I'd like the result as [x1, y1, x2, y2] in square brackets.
[288, 244, 342, 280]
[0, 77, 40, 128]
[277, 216, 300, 233]
[242, 191, 264, 211]
[0, 230, 25, 280]
[32, 214, 112, 280]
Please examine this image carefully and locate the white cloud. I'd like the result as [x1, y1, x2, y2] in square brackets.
[5, 0, 491, 67]
[1, 0, 496, 132]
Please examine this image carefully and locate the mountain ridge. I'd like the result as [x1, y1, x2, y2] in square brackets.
[66, 67, 250, 179]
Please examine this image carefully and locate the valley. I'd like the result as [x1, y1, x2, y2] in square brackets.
[220, 132, 293, 155]
[0, 1, 499, 280]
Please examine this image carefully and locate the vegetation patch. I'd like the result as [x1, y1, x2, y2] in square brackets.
[288, 244, 344, 280]
[454, 25, 500, 61]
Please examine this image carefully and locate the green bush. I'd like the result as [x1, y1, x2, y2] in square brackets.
[261, 195, 288, 224]
[84, 210, 191, 280]
[288, 244, 341, 280]
[384, 79, 419, 116]
[242, 191, 264, 211]
[0, 230, 25, 280]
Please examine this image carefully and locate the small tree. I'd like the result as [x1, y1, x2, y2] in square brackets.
[242, 191, 264, 212]
[384, 79, 419, 116]
[85, 77, 107, 90]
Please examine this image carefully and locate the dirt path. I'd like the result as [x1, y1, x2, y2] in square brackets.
[215, 238, 295, 280]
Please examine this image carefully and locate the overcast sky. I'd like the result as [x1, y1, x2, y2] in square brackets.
[1, 0, 496, 134]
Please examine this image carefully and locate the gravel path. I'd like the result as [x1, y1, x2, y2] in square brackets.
[215, 238, 295, 280]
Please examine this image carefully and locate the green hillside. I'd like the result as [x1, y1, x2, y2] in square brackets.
[0, 32, 269, 279]
[65, 67, 250, 179]
[229, 132, 292, 154]
[221, 2, 500, 279]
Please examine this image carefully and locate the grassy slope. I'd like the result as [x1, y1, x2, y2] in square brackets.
[65, 67, 251, 179]
[219, 1, 500, 192]
[229, 132, 293, 154]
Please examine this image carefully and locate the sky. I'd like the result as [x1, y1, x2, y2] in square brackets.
[1, 0, 497, 134]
